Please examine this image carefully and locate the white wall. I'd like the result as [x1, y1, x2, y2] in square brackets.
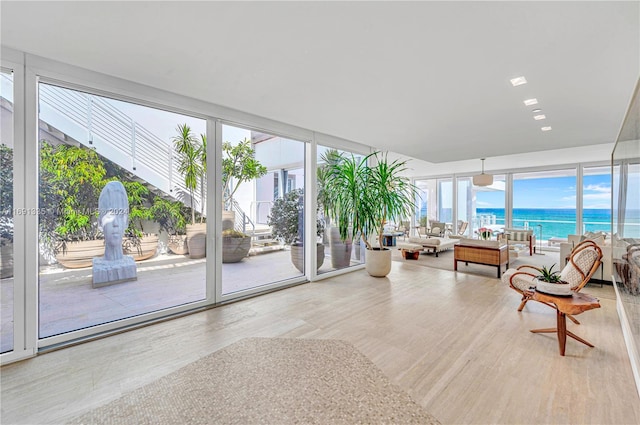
[391, 143, 614, 178]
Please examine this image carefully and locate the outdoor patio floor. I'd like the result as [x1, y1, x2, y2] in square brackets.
[1, 246, 359, 353]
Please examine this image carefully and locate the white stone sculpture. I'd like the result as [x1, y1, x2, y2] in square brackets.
[92, 181, 137, 287]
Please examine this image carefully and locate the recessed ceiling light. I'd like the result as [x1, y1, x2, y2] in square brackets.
[524, 98, 538, 106]
[541, 126, 552, 131]
[533, 114, 546, 120]
[532, 109, 542, 113]
[510, 76, 527, 86]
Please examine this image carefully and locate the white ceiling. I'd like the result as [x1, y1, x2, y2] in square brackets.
[1, 1, 638, 163]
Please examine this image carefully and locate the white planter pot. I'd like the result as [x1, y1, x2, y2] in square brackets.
[365, 248, 392, 277]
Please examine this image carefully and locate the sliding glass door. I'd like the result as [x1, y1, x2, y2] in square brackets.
[221, 124, 308, 294]
[37, 82, 207, 341]
[317, 146, 365, 274]
[1, 69, 14, 353]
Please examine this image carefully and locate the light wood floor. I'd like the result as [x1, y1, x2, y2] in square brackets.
[1, 261, 639, 424]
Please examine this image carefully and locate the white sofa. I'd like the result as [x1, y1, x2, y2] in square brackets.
[559, 233, 628, 282]
[407, 236, 458, 257]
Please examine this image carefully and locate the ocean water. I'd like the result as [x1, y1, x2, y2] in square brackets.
[476, 208, 640, 239]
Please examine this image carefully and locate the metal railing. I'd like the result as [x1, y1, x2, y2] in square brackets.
[229, 199, 256, 236]
[38, 82, 190, 200]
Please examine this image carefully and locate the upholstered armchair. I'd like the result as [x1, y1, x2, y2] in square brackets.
[426, 221, 445, 237]
[502, 240, 602, 323]
[504, 228, 536, 255]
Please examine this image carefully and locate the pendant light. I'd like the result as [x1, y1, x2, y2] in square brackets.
[473, 158, 493, 186]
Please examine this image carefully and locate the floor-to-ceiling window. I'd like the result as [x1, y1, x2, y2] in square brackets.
[582, 165, 615, 233]
[458, 174, 506, 237]
[0, 50, 373, 364]
[221, 124, 307, 294]
[614, 161, 640, 238]
[512, 169, 577, 242]
[37, 83, 207, 342]
[316, 145, 365, 275]
[1, 69, 14, 353]
[437, 178, 453, 225]
[414, 177, 453, 233]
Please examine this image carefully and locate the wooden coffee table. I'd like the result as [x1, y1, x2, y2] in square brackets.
[530, 291, 600, 356]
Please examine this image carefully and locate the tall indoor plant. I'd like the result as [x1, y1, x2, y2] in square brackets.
[318, 149, 354, 268]
[322, 151, 418, 277]
[267, 188, 325, 272]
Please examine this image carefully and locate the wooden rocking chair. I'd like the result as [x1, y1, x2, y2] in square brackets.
[501, 240, 603, 324]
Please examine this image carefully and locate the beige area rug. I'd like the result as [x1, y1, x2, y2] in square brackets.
[391, 246, 560, 279]
[70, 338, 440, 425]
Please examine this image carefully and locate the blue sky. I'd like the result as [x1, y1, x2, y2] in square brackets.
[478, 174, 613, 210]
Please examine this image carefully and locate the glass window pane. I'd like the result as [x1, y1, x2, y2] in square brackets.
[38, 83, 207, 340]
[582, 165, 613, 234]
[513, 169, 577, 243]
[316, 145, 364, 275]
[473, 174, 506, 236]
[457, 175, 506, 238]
[614, 161, 640, 238]
[1, 70, 14, 353]
[221, 125, 307, 293]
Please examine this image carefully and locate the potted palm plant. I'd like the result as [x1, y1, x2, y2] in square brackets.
[172, 124, 206, 258]
[322, 151, 418, 277]
[267, 188, 325, 272]
[318, 149, 353, 268]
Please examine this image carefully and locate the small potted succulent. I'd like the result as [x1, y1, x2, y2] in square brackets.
[535, 264, 571, 295]
[537, 264, 562, 283]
